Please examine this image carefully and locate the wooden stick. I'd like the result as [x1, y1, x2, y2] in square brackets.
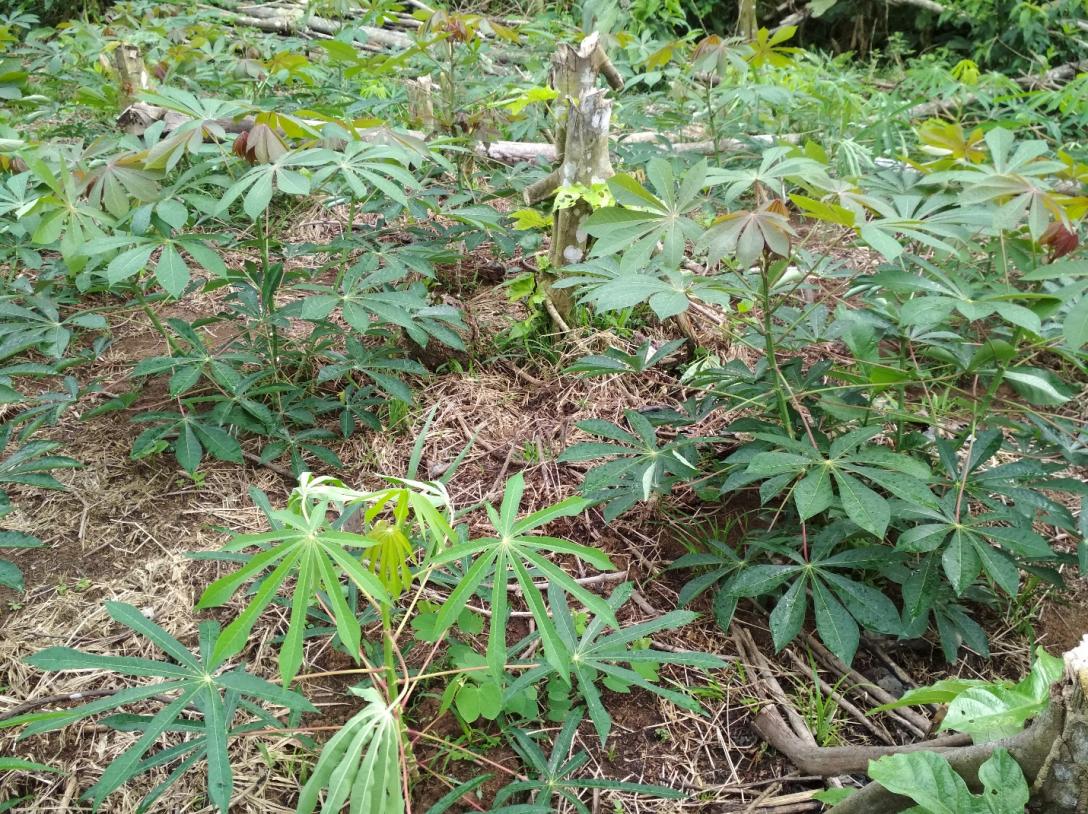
[801, 631, 932, 738]
[735, 627, 817, 746]
[781, 646, 896, 746]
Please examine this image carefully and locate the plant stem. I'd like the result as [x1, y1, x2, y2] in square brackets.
[406, 729, 526, 779]
[704, 80, 720, 160]
[761, 262, 795, 438]
[133, 286, 182, 355]
[381, 603, 397, 699]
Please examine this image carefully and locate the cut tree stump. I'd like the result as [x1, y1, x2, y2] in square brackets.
[544, 87, 614, 321]
[110, 43, 149, 110]
[405, 76, 437, 133]
[531, 32, 622, 324]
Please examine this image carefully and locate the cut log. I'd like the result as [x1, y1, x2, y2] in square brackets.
[231, 3, 413, 49]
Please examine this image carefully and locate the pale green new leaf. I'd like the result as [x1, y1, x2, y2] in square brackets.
[296, 687, 404, 814]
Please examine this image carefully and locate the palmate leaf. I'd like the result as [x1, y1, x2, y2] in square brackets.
[216, 148, 329, 221]
[296, 687, 404, 814]
[289, 254, 465, 350]
[506, 582, 727, 744]
[746, 26, 801, 68]
[495, 707, 685, 814]
[554, 256, 734, 321]
[97, 694, 296, 814]
[429, 472, 613, 683]
[0, 296, 107, 362]
[699, 204, 796, 268]
[82, 151, 161, 219]
[559, 409, 702, 521]
[196, 495, 389, 684]
[925, 128, 1069, 240]
[310, 141, 419, 206]
[1, 602, 314, 812]
[707, 146, 830, 205]
[894, 555, 992, 663]
[670, 537, 750, 631]
[564, 339, 686, 377]
[896, 493, 1056, 597]
[855, 192, 985, 261]
[733, 426, 937, 539]
[582, 159, 708, 271]
[726, 526, 902, 664]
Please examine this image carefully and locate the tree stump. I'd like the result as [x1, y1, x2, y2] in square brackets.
[543, 88, 613, 320]
[529, 32, 622, 324]
[111, 43, 149, 111]
[405, 76, 436, 132]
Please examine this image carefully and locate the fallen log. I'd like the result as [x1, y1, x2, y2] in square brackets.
[229, 4, 413, 50]
[116, 103, 801, 164]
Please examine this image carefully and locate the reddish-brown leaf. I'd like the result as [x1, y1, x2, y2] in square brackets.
[1040, 221, 1079, 260]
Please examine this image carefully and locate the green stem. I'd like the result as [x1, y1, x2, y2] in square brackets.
[381, 603, 397, 697]
[447, 42, 457, 127]
[342, 199, 356, 272]
[134, 286, 182, 355]
[260, 209, 281, 379]
[761, 263, 794, 438]
[704, 80, 719, 160]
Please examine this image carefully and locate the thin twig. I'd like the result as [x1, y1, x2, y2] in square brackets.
[0, 689, 120, 722]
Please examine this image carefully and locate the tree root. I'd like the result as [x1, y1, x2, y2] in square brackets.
[753, 686, 1070, 813]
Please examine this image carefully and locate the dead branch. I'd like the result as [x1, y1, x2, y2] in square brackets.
[736, 628, 819, 747]
[780, 646, 897, 746]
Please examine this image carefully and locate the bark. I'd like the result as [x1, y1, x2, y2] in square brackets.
[231, 3, 413, 49]
[1031, 664, 1088, 812]
[618, 133, 801, 153]
[405, 76, 436, 133]
[545, 88, 614, 320]
[550, 32, 624, 102]
[111, 43, 149, 110]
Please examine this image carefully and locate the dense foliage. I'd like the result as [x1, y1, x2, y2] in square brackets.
[0, 0, 1085, 811]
